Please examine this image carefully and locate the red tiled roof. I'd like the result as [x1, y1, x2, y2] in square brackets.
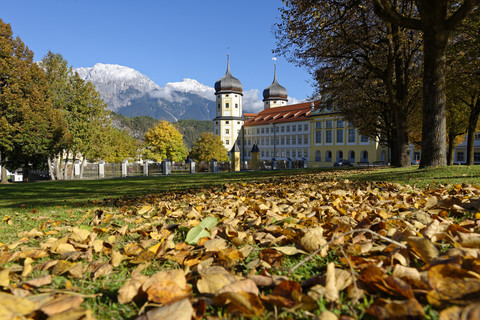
[244, 100, 320, 127]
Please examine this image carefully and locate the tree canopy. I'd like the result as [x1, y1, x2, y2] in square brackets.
[143, 121, 188, 162]
[189, 132, 229, 162]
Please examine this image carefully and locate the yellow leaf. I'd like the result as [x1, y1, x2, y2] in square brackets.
[0, 269, 10, 287]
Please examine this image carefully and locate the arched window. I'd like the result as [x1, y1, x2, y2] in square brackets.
[315, 150, 321, 162]
[337, 151, 343, 161]
[326, 151, 332, 162]
[361, 150, 369, 162]
[348, 151, 355, 162]
[381, 150, 386, 162]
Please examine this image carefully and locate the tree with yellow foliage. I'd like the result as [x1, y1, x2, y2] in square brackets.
[143, 121, 188, 161]
[189, 132, 229, 162]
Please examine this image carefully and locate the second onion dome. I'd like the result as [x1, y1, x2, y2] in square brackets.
[263, 64, 288, 101]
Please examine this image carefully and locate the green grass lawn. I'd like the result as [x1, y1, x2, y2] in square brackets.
[1, 165, 480, 212]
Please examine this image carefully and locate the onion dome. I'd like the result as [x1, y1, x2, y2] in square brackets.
[263, 64, 288, 101]
[215, 55, 243, 95]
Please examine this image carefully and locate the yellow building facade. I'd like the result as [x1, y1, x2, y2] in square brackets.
[308, 107, 388, 167]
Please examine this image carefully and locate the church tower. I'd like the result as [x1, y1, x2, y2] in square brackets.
[263, 63, 288, 109]
[213, 55, 244, 151]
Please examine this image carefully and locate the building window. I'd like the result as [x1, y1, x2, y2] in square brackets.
[237, 121, 240, 125]
[304, 124, 308, 131]
[281, 126, 285, 133]
[298, 124, 302, 131]
[292, 125, 296, 132]
[261, 128, 265, 134]
[348, 129, 355, 143]
[215, 129, 219, 135]
[361, 151, 369, 162]
[226, 140, 230, 145]
[456, 152, 465, 162]
[315, 150, 321, 162]
[361, 135, 369, 143]
[226, 121, 229, 124]
[316, 121, 322, 129]
[337, 150, 343, 160]
[266, 151, 270, 157]
[292, 136, 296, 145]
[349, 151, 355, 162]
[337, 129, 344, 143]
[235, 103, 238, 108]
[475, 153, 480, 162]
[326, 130, 332, 143]
[336, 120, 344, 128]
[226, 103, 229, 108]
[257, 128, 260, 134]
[217, 104, 220, 109]
[316, 130, 322, 143]
[304, 150, 308, 158]
[286, 151, 290, 158]
[266, 127, 269, 133]
[226, 129, 229, 134]
[298, 136, 302, 144]
[304, 135, 308, 144]
[286, 137, 290, 145]
[216, 121, 218, 125]
[326, 120, 333, 128]
[326, 151, 332, 162]
[281, 137, 285, 145]
[261, 151, 265, 157]
[275, 126, 279, 133]
[292, 151, 296, 158]
[286, 125, 290, 132]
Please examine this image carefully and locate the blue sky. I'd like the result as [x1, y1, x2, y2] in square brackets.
[2, 0, 314, 103]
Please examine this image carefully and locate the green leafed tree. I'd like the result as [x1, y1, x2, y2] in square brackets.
[189, 132, 229, 162]
[0, 19, 62, 182]
[143, 120, 188, 162]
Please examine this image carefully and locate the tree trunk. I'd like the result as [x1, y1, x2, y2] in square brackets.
[80, 158, 86, 179]
[0, 152, 8, 184]
[447, 133, 455, 166]
[22, 166, 29, 182]
[393, 109, 411, 167]
[56, 155, 63, 180]
[466, 105, 480, 165]
[48, 156, 56, 180]
[419, 14, 448, 168]
[70, 152, 77, 180]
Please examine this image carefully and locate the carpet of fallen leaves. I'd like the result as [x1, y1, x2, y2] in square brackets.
[2, 172, 480, 319]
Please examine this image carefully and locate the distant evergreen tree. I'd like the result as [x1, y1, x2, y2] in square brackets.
[175, 120, 213, 150]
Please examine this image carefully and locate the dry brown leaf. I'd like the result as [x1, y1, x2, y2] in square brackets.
[439, 303, 480, 320]
[46, 308, 93, 320]
[40, 294, 84, 316]
[111, 250, 124, 267]
[325, 262, 339, 302]
[145, 270, 190, 305]
[0, 292, 38, 316]
[301, 227, 328, 255]
[366, 298, 424, 319]
[407, 236, 439, 263]
[214, 292, 264, 317]
[24, 275, 52, 287]
[218, 279, 259, 295]
[204, 238, 227, 252]
[56, 243, 76, 255]
[0, 269, 10, 287]
[118, 278, 144, 304]
[135, 298, 193, 320]
[197, 266, 238, 294]
[70, 227, 90, 243]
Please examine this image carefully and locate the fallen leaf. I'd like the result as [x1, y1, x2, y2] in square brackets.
[135, 298, 193, 320]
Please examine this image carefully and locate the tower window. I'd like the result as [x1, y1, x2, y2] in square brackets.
[226, 103, 229, 108]
[226, 129, 229, 134]
[217, 104, 220, 109]
[226, 94, 229, 97]
[226, 121, 229, 124]
[235, 104, 238, 108]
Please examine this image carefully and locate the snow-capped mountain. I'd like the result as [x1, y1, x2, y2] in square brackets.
[75, 63, 216, 121]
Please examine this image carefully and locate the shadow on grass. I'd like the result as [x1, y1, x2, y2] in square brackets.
[0, 169, 321, 210]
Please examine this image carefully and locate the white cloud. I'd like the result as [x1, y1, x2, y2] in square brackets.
[148, 87, 187, 103]
[243, 89, 264, 113]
